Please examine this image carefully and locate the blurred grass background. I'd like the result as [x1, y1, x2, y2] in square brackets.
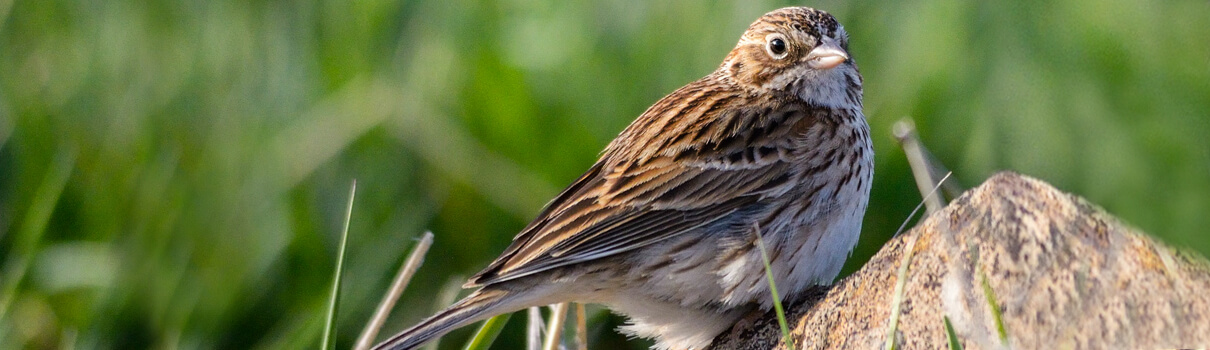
[1, 0, 1208, 349]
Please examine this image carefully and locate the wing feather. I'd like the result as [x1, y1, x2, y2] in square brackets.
[466, 80, 813, 287]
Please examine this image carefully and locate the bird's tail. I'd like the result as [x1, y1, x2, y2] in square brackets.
[372, 288, 518, 350]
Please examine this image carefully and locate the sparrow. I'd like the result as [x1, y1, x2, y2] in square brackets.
[375, 7, 871, 350]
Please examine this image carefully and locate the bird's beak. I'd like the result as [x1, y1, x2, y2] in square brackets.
[806, 37, 849, 70]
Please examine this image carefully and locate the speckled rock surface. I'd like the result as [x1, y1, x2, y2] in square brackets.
[710, 172, 1210, 350]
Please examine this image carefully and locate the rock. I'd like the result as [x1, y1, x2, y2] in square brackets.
[709, 172, 1210, 349]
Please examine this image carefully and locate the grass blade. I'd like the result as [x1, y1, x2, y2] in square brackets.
[893, 119, 965, 204]
[422, 276, 466, 350]
[882, 232, 919, 350]
[883, 172, 948, 350]
[357, 231, 435, 350]
[892, 172, 953, 238]
[969, 244, 1008, 345]
[575, 303, 587, 350]
[0, 149, 75, 320]
[527, 307, 544, 350]
[463, 314, 512, 350]
[542, 303, 569, 350]
[979, 271, 1008, 344]
[752, 223, 796, 350]
[943, 316, 963, 350]
[322, 180, 357, 350]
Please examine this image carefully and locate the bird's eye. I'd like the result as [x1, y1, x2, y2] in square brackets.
[766, 34, 789, 59]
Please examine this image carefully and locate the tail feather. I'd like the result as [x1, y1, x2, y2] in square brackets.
[372, 289, 512, 350]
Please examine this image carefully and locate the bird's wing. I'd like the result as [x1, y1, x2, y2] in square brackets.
[467, 85, 815, 286]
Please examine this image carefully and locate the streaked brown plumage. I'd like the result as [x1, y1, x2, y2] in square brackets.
[375, 7, 871, 350]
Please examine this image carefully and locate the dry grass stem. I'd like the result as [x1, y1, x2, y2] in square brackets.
[528, 307, 544, 350]
[542, 303, 569, 350]
[893, 119, 963, 213]
[422, 276, 466, 350]
[355, 231, 435, 350]
[576, 303, 588, 350]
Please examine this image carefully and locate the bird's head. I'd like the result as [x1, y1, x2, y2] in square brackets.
[721, 7, 862, 109]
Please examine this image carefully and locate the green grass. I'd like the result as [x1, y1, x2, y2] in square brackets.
[753, 224, 796, 350]
[882, 235, 918, 350]
[2, 0, 1209, 349]
[462, 314, 512, 350]
[883, 172, 950, 350]
[943, 316, 963, 350]
[963, 243, 1008, 346]
[0, 150, 74, 321]
[979, 269, 1008, 344]
[322, 180, 357, 350]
